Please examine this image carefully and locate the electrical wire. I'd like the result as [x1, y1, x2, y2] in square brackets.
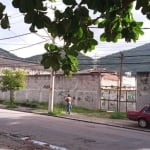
[1, 57, 150, 67]
[0, 33, 32, 40]
[8, 40, 49, 52]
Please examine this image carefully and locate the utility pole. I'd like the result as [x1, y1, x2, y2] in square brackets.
[48, 70, 55, 112]
[118, 52, 124, 112]
[98, 72, 102, 110]
[47, 36, 56, 113]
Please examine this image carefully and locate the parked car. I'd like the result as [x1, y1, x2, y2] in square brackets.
[127, 105, 150, 128]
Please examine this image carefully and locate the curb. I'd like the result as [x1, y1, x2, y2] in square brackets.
[54, 115, 150, 133]
[0, 107, 150, 133]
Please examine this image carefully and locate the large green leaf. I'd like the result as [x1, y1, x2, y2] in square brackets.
[63, 0, 77, 6]
[0, 2, 5, 14]
[1, 14, 9, 29]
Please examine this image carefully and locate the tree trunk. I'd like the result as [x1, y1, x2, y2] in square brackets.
[10, 90, 15, 105]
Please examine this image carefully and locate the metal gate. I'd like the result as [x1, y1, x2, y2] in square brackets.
[100, 86, 136, 112]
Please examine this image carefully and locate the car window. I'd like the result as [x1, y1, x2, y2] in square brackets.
[144, 107, 150, 114]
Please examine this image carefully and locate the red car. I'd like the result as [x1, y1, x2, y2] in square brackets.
[127, 105, 150, 128]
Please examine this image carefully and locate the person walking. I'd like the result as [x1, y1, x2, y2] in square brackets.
[64, 94, 72, 114]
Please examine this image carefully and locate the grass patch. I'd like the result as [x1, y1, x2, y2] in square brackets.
[71, 106, 111, 118]
[0, 100, 127, 119]
[16, 101, 38, 108]
[109, 112, 127, 119]
[1, 100, 17, 108]
[0, 100, 5, 104]
[0, 100, 48, 110]
[15, 101, 48, 109]
[52, 104, 127, 119]
[72, 106, 97, 113]
[5, 103, 17, 108]
[1, 100, 12, 106]
[48, 103, 66, 116]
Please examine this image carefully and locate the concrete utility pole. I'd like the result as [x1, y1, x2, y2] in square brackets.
[48, 70, 55, 113]
[118, 52, 124, 112]
[47, 36, 56, 113]
[98, 72, 102, 110]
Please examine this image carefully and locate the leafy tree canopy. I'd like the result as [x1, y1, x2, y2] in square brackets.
[0, 0, 150, 75]
[0, 69, 27, 103]
[0, 69, 27, 91]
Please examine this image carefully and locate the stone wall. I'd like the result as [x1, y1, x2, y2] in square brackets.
[0, 73, 100, 109]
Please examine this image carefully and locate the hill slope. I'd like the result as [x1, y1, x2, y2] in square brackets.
[25, 52, 94, 70]
[1, 43, 150, 72]
[98, 43, 150, 73]
[0, 48, 22, 60]
[0, 48, 94, 70]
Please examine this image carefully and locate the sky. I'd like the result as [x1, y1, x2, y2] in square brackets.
[0, 0, 150, 59]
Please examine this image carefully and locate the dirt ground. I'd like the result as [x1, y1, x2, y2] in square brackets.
[0, 132, 51, 150]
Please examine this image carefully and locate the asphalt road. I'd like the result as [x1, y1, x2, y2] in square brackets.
[0, 109, 150, 150]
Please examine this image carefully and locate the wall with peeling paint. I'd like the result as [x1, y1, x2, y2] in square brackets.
[0, 72, 136, 110]
[0, 73, 100, 109]
[137, 72, 150, 110]
[56, 74, 100, 109]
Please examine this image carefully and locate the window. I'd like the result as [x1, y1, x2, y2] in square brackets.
[144, 107, 150, 113]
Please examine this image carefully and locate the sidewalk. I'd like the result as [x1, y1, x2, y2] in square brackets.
[30, 108, 150, 132]
[59, 112, 150, 132]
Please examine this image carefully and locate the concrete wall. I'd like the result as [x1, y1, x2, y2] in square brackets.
[137, 72, 150, 110]
[0, 72, 137, 111]
[0, 73, 100, 109]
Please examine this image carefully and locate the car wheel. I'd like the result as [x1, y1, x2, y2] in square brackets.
[138, 119, 148, 128]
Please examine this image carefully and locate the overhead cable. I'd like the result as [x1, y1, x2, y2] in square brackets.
[0, 33, 31, 40]
[9, 40, 49, 52]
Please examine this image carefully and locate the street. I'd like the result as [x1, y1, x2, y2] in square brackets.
[0, 109, 150, 150]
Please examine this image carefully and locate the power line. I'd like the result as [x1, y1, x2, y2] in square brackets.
[89, 26, 150, 30]
[0, 43, 28, 45]
[1, 59, 150, 67]
[10, 29, 29, 44]
[78, 62, 150, 65]
[104, 54, 150, 58]
[1, 53, 150, 62]
[0, 31, 49, 45]
[10, 14, 23, 19]
[83, 54, 150, 59]
[96, 41, 149, 47]
[8, 40, 49, 52]
[0, 55, 40, 64]
[0, 33, 32, 40]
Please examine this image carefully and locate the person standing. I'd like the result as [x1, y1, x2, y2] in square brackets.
[64, 94, 72, 114]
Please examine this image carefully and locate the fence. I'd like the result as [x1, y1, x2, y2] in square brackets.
[100, 86, 136, 112]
